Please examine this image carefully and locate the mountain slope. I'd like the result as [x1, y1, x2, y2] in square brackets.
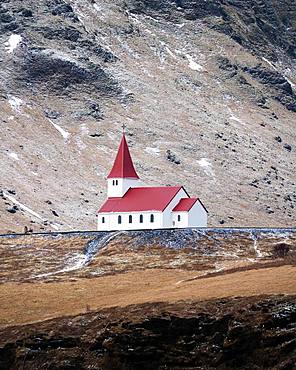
[0, 0, 295, 232]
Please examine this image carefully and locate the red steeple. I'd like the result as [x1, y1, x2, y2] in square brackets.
[107, 134, 139, 179]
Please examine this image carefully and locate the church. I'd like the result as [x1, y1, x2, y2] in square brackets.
[97, 133, 208, 231]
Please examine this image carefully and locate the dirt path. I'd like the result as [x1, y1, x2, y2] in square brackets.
[1, 265, 295, 327]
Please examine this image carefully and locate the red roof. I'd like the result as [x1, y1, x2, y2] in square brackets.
[98, 186, 183, 213]
[173, 198, 208, 213]
[107, 134, 139, 179]
[172, 198, 198, 212]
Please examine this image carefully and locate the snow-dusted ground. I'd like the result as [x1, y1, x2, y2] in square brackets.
[2, 191, 60, 231]
[186, 54, 204, 71]
[8, 96, 23, 112]
[47, 119, 70, 140]
[145, 147, 160, 156]
[4, 34, 22, 53]
[7, 152, 20, 161]
[197, 158, 215, 177]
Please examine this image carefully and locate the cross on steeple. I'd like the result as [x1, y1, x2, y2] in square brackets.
[122, 123, 126, 134]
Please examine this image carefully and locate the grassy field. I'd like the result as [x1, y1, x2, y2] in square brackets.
[1, 265, 295, 327]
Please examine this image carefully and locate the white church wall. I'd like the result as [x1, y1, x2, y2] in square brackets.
[172, 212, 189, 228]
[188, 201, 208, 227]
[97, 211, 163, 231]
[162, 188, 189, 228]
[107, 178, 140, 198]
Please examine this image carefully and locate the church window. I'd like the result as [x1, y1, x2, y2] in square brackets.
[116, 180, 118, 185]
[139, 214, 143, 223]
[102, 217, 105, 224]
[150, 214, 154, 223]
[118, 215, 122, 224]
[177, 215, 181, 222]
[129, 215, 132, 223]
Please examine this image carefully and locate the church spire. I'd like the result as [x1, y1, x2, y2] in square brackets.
[107, 133, 139, 179]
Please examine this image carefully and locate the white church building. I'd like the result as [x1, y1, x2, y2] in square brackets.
[97, 133, 208, 231]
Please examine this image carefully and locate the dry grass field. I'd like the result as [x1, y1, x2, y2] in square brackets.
[1, 265, 295, 327]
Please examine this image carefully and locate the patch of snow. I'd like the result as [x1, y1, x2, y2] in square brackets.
[166, 46, 176, 59]
[2, 191, 59, 230]
[229, 114, 245, 125]
[60, 253, 88, 273]
[8, 152, 20, 161]
[93, 3, 101, 12]
[4, 34, 22, 53]
[48, 119, 70, 140]
[215, 264, 224, 272]
[8, 115, 14, 121]
[250, 232, 264, 258]
[129, 13, 156, 36]
[177, 23, 185, 28]
[262, 57, 295, 90]
[34, 253, 88, 278]
[145, 147, 160, 156]
[285, 76, 296, 89]
[197, 158, 214, 177]
[8, 96, 23, 112]
[262, 57, 277, 71]
[186, 54, 204, 71]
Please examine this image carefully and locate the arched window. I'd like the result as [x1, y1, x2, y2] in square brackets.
[139, 214, 143, 223]
[129, 215, 132, 223]
[150, 214, 154, 223]
[118, 215, 122, 224]
[102, 216, 105, 224]
[112, 180, 115, 186]
[177, 215, 181, 222]
[115, 180, 118, 185]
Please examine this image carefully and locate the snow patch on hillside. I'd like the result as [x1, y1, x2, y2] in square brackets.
[145, 147, 160, 156]
[4, 34, 22, 53]
[8, 152, 20, 161]
[229, 113, 245, 126]
[8, 96, 23, 112]
[186, 54, 204, 71]
[197, 158, 214, 177]
[262, 57, 277, 71]
[262, 57, 295, 89]
[2, 191, 60, 230]
[48, 119, 70, 140]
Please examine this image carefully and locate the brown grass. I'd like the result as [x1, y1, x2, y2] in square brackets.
[0, 265, 295, 328]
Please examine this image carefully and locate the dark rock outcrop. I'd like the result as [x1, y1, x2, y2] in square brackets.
[218, 57, 296, 111]
[13, 47, 121, 96]
[125, 0, 296, 59]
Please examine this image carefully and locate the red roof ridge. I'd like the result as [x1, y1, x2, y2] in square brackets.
[172, 198, 198, 212]
[107, 134, 139, 179]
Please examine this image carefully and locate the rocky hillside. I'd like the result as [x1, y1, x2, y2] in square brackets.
[0, 0, 295, 232]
